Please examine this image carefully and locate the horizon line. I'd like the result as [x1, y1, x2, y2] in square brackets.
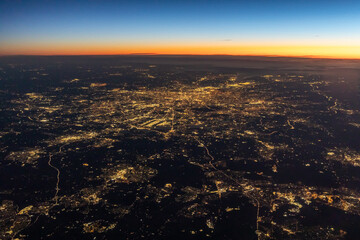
[1, 53, 360, 60]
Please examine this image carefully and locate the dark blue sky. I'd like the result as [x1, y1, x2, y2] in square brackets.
[1, 0, 360, 56]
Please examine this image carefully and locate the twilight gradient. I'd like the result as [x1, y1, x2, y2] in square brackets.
[1, 0, 360, 58]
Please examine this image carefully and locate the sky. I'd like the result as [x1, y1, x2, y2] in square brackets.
[1, 0, 360, 58]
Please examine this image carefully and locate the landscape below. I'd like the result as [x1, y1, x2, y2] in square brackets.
[0, 56, 360, 239]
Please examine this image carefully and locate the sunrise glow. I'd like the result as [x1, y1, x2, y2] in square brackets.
[1, 0, 360, 58]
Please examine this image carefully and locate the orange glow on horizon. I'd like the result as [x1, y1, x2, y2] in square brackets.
[1, 43, 360, 59]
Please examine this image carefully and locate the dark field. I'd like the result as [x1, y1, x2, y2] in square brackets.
[0, 55, 360, 239]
